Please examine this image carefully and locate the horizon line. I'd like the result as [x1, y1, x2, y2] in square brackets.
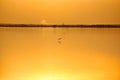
[0, 23, 120, 28]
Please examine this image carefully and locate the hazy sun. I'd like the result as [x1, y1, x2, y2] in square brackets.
[41, 19, 48, 25]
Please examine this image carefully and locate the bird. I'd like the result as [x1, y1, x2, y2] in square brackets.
[58, 38, 62, 40]
[57, 37, 62, 44]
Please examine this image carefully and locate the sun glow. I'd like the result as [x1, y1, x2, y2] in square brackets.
[27, 73, 68, 80]
[40, 75, 66, 80]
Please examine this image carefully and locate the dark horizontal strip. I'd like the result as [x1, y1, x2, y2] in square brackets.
[0, 24, 120, 28]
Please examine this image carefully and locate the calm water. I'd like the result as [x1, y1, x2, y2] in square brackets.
[0, 27, 120, 80]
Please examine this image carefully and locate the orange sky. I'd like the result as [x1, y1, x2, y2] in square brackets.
[0, 0, 120, 24]
[0, 27, 120, 80]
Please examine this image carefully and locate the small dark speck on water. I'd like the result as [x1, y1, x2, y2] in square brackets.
[58, 38, 62, 40]
[58, 37, 62, 44]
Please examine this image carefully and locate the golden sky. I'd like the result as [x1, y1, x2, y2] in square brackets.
[0, 27, 120, 80]
[0, 0, 120, 24]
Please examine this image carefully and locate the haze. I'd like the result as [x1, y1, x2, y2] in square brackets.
[0, 0, 120, 24]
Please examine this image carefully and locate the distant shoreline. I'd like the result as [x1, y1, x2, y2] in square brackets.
[0, 24, 120, 28]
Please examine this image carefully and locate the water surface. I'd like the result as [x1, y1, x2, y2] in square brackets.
[0, 27, 120, 80]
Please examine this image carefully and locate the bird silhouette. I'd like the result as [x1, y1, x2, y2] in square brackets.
[58, 38, 62, 40]
[58, 37, 62, 44]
